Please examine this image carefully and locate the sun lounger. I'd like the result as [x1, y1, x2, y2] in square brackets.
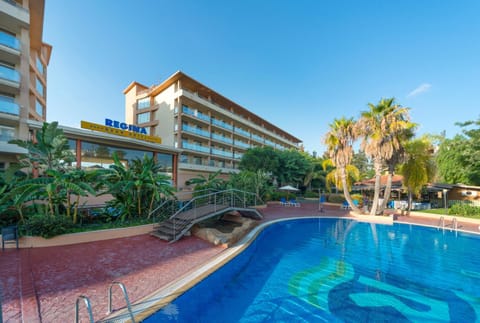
[289, 199, 301, 207]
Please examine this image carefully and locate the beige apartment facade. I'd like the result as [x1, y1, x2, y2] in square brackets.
[124, 71, 302, 190]
[0, 0, 51, 170]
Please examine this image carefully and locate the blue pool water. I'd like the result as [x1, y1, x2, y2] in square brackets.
[145, 218, 480, 322]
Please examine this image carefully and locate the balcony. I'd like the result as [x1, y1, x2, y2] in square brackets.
[211, 147, 233, 158]
[234, 140, 250, 149]
[182, 105, 210, 123]
[182, 141, 210, 154]
[0, 31, 20, 64]
[0, 0, 29, 27]
[234, 152, 244, 160]
[0, 64, 20, 90]
[251, 134, 264, 143]
[211, 133, 233, 144]
[212, 118, 233, 131]
[182, 124, 210, 138]
[0, 96, 19, 115]
[234, 127, 250, 138]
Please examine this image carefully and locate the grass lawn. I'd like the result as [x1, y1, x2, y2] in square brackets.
[416, 208, 480, 220]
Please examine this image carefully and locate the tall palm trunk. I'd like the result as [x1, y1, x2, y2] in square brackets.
[340, 167, 361, 214]
[370, 160, 382, 215]
[379, 165, 394, 214]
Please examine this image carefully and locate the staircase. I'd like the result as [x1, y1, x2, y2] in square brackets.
[151, 189, 263, 242]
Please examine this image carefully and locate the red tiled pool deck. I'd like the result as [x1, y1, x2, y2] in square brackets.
[1, 202, 479, 322]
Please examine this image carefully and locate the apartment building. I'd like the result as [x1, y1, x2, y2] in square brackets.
[0, 0, 51, 171]
[124, 71, 302, 189]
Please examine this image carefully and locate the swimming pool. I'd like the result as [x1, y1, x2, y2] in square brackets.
[145, 218, 480, 322]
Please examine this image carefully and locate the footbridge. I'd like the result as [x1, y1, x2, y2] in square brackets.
[150, 189, 263, 242]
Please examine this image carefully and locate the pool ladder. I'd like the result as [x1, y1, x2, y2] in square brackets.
[75, 281, 135, 323]
[437, 216, 458, 232]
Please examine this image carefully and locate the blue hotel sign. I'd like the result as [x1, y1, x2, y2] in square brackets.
[80, 119, 161, 144]
[105, 118, 148, 134]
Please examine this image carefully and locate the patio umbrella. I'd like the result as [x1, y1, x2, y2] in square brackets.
[278, 185, 299, 200]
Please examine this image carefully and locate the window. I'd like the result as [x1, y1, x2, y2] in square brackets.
[0, 162, 5, 172]
[137, 112, 150, 123]
[35, 99, 44, 117]
[36, 77, 44, 96]
[137, 97, 150, 110]
[0, 94, 19, 115]
[0, 126, 15, 142]
[36, 57, 44, 75]
[80, 141, 155, 169]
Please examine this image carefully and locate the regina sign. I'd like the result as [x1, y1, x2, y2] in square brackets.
[81, 119, 162, 144]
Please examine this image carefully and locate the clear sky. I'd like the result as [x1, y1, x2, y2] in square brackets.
[43, 0, 480, 154]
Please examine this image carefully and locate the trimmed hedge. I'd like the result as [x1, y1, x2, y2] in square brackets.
[449, 203, 480, 217]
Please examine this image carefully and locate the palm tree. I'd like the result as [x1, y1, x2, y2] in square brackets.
[103, 153, 175, 220]
[399, 137, 436, 214]
[185, 170, 226, 192]
[322, 159, 360, 193]
[357, 98, 415, 215]
[324, 117, 361, 213]
[8, 121, 74, 174]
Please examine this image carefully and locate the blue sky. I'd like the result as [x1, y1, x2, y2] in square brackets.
[44, 0, 480, 154]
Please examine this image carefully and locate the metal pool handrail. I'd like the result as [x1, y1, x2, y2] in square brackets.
[108, 281, 135, 322]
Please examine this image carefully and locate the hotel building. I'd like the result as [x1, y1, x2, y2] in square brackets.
[124, 71, 302, 190]
[0, 0, 51, 171]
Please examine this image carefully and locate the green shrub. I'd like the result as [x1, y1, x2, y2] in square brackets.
[304, 191, 319, 198]
[449, 203, 480, 217]
[21, 214, 74, 238]
[327, 193, 345, 204]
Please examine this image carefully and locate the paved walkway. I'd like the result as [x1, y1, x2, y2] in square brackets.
[1, 202, 479, 322]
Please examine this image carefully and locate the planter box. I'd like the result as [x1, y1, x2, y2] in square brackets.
[4, 224, 154, 249]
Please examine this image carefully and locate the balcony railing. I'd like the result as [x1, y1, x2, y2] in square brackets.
[211, 133, 233, 144]
[182, 142, 210, 154]
[0, 64, 20, 83]
[235, 127, 250, 137]
[234, 152, 244, 160]
[252, 134, 264, 143]
[0, 96, 19, 115]
[212, 118, 233, 131]
[211, 148, 233, 158]
[2, 0, 28, 11]
[182, 105, 210, 123]
[182, 124, 210, 138]
[0, 31, 20, 51]
[234, 140, 250, 149]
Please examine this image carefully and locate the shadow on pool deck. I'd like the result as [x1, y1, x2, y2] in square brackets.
[0, 201, 478, 322]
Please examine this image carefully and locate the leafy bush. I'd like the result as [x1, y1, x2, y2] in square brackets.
[21, 214, 74, 238]
[327, 193, 345, 204]
[449, 203, 480, 217]
[304, 191, 319, 198]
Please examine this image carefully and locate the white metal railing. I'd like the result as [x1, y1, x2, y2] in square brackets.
[168, 189, 262, 241]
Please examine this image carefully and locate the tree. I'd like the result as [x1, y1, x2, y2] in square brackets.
[324, 117, 361, 213]
[229, 170, 273, 201]
[322, 159, 360, 193]
[185, 169, 226, 192]
[399, 137, 436, 214]
[8, 121, 74, 175]
[436, 118, 480, 185]
[239, 146, 279, 174]
[303, 155, 326, 191]
[351, 150, 374, 180]
[102, 153, 174, 220]
[357, 98, 414, 215]
[276, 149, 311, 187]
